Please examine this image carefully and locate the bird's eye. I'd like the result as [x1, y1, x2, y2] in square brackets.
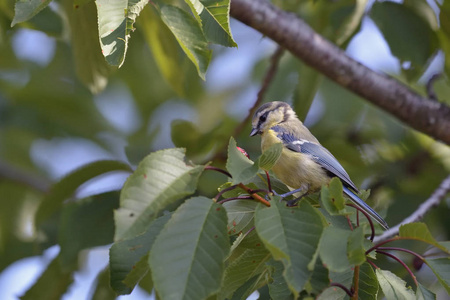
[260, 112, 268, 122]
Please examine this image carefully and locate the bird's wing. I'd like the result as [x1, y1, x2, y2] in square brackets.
[272, 126, 358, 191]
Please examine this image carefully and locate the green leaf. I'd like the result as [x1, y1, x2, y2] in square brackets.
[122, 254, 149, 291]
[138, 270, 154, 295]
[110, 213, 171, 294]
[370, 2, 438, 80]
[114, 148, 204, 241]
[0, 182, 43, 271]
[149, 197, 230, 300]
[160, 4, 212, 80]
[226, 137, 255, 184]
[138, 6, 185, 96]
[416, 283, 436, 300]
[318, 207, 351, 230]
[399, 223, 450, 254]
[319, 227, 351, 272]
[59, 192, 119, 269]
[333, 0, 368, 46]
[425, 257, 450, 294]
[10, 73, 111, 139]
[36, 160, 132, 227]
[20, 256, 73, 300]
[358, 263, 378, 300]
[329, 267, 354, 293]
[92, 267, 117, 300]
[184, 0, 236, 47]
[439, 241, 450, 252]
[231, 273, 269, 300]
[404, 0, 438, 31]
[74, 0, 93, 8]
[11, 0, 51, 26]
[25, 6, 63, 37]
[267, 260, 292, 300]
[307, 257, 330, 295]
[223, 199, 258, 236]
[376, 269, 415, 300]
[219, 247, 271, 300]
[347, 227, 366, 266]
[226, 137, 282, 185]
[318, 268, 353, 300]
[95, 0, 148, 67]
[321, 177, 346, 215]
[64, 0, 110, 93]
[316, 286, 347, 300]
[254, 201, 324, 297]
[257, 142, 283, 171]
[218, 182, 259, 200]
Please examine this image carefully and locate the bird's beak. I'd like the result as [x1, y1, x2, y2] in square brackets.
[250, 127, 259, 137]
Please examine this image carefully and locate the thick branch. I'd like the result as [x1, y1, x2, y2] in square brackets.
[373, 174, 450, 243]
[230, 0, 450, 145]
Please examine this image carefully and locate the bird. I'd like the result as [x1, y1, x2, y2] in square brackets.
[250, 101, 389, 230]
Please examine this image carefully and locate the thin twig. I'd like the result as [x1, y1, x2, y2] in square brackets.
[376, 250, 418, 286]
[366, 259, 379, 269]
[346, 215, 354, 231]
[251, 188, 271, 194]
[377, 247, 425, 262]
[245, 226, 255, 236]
[373, 174, 450, 244]
[204, 165, 232, 178]
[366, 236, 409, 255]
[329, 283, 354, 297]
[233, 46, 285, 138]
[238, 183, 271, 206]
[213, 184, 238, 201]
[356, 210, 360, 227]
[218, 196, 253, 204]
[346, 203, 375, 241]
[351, 265, 360, 300]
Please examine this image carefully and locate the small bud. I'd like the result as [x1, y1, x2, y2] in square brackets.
[237, 146, 250, 159]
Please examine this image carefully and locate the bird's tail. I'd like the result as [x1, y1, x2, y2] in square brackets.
[343, 186, 389, 230]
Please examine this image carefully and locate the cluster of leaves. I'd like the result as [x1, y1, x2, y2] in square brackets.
[10, 0, 450, 97]
[2, 134, 448, 299]
[369, 0, 448, 81]
[10, 0, 236, 93]
[106, 138, 449, 299]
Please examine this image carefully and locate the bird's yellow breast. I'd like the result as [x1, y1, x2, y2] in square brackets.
[261, 129, 329, 192]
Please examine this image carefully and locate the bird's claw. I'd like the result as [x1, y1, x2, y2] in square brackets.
[286, 199, 300, 207]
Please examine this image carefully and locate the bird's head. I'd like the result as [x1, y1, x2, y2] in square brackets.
[250, 101, 297, 136]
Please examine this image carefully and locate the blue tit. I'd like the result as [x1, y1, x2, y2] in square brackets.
[250, 101, 388, 230]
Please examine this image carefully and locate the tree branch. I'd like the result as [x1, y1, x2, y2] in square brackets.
[373, 174, 450, 244]
[230, 0, 450, 144]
